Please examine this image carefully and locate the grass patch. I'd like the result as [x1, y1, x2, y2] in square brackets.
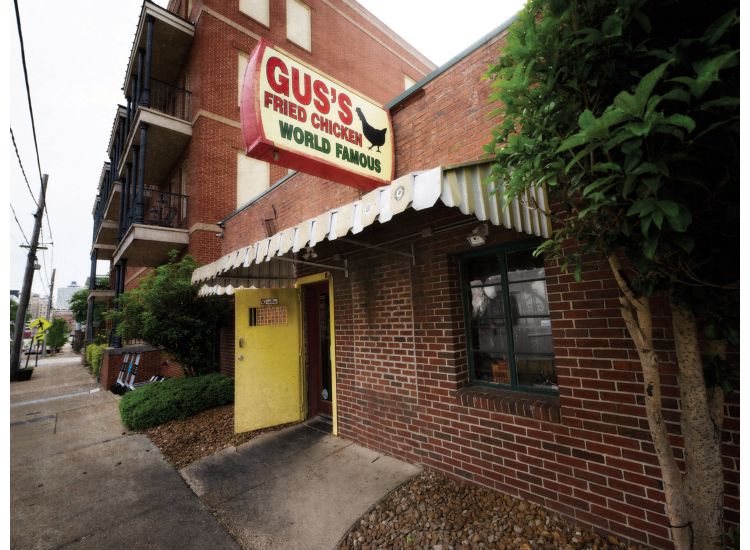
[119, 373, 234, 431]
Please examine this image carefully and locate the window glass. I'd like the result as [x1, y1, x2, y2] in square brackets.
[239, 0, 270, 26]
[286, 0, 312, 51]
[238, 52, 250, 107]
[462, 246, 557, 393]
[236, 153, 270, 207]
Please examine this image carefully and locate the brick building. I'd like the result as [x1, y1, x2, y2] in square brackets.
[86, 1, 434, 363]
[191, 18, 740, 550]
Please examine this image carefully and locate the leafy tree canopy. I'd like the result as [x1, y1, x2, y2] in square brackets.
[46, 318, 69, 352]
[485, 2, 738, 547]
[69, 289, 90, 324]
[112, 251, 230, 376]
[486, 0, 739, 339]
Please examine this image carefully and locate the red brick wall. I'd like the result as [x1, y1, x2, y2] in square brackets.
[299, 206, 740, 549]
[99, 346, 183, 391]
[203, 10, 740, 549]
[390, 32, 507, 176]
[221, 171, 362, 252]
[177, 0, 434, 265]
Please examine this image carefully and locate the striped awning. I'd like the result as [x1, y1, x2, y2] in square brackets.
[193, 161, 551, 295]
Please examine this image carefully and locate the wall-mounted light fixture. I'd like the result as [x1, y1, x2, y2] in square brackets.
[303, 246, 317, 260]
[466, 224, 489, 247]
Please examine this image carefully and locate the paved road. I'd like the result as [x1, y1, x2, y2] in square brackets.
[10, 350, 239, 550]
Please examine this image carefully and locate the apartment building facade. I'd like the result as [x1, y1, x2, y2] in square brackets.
[87, 0, 435, 347]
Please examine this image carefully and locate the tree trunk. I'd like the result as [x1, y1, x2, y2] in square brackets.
[670, 300, 725, 550]
[607, 256, 691, 550]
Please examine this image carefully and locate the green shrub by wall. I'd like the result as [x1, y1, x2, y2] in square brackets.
[84, 343, 107, 376]
[119, 373, 234, 431]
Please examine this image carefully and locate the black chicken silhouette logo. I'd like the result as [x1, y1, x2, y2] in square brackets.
[355, 107, 387, 153]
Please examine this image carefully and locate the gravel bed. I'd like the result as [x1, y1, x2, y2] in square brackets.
[144, 404, 296, 468]
[337, 472, 645, 550]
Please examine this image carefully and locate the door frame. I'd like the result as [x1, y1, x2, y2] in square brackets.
[296, 272, 337, 436]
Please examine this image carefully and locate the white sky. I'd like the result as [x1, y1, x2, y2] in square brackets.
[7, 0, 525, 306]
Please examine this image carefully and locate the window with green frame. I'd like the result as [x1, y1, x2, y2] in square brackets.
[459, 242, 557, 394]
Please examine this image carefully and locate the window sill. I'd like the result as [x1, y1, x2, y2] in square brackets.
[456, 386, 561, 423]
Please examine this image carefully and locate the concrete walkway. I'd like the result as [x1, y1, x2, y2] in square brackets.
[11, 349, 421, 549]
[11, 349, 240, 550]
[181, 421, 422, 549]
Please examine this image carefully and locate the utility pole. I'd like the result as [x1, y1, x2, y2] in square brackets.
[41, 268, 56, 356]
[11, 174, 48, 377]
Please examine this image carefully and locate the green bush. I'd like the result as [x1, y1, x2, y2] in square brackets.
[119, 373, 234, 431]
[84, 343, 107, 376]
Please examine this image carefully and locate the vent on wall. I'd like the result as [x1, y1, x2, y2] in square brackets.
[249, 306, 288, 326]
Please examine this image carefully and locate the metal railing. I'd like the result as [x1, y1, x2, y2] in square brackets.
[142, 188, 189, 229]
[148, 79, 191, 121]
[93, 275, 110, 290]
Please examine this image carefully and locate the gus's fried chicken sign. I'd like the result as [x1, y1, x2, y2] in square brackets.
[241, 40, 394, 191]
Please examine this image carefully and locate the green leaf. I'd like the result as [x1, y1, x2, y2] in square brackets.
[627, 198, 657, 217]
[615, 61, 672, 118]
[565, 144, 596, 173]
[643, 237, 659, 259]
[702, 9, 737, 46]
[557, 132, 589, 152]
[666, 206, 692, 232]
[652, 209, 664, 229]
[614, 90, 639, 117]
[632, 10, 652, 33]
[673, 236, 695, 254]
[700, 97, 740, 109]
[690, 50, 738, 98]
[657, 200, 680, 218]
[602, 14, 623, 37]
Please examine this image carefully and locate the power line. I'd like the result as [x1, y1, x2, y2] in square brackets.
[13, 0, 43, 184]
[39, 225, 50, 289]
[9, 203, 30, 245]
[13, 0, 53, 246]
[9, 127, 38, 208]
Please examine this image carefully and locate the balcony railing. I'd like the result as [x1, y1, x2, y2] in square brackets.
[146, 79, 191, 121]
[93, 275, 110, 291]
[142, 188, 188, 229]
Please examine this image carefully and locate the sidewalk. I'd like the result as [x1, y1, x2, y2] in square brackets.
[11, 349, 239, 550]
[11, 349, 422, 549]
[181, 421, 422, 549]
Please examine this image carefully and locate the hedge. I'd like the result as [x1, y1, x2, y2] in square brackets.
[119, 373, 234, 431]
[85, 344, 107, 376]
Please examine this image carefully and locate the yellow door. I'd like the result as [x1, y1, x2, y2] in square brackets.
[234, 287, 303, 433]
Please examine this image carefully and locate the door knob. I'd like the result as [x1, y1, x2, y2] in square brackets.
[237, 354, 244, 361]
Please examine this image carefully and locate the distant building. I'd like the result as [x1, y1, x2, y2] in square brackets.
[27, 294, 49, 321]
[52, 310, 75, 331]
[56, 281, 81, 310]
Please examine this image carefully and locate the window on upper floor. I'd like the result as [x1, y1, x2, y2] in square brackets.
[459, 243, 557, 394]
[239, 0, 270, 27]
[237, 153, 270, 207]
[238, 52, 250, 107]
[286, 0, 311, 51]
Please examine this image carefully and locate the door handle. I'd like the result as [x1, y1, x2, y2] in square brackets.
[237, 354, 244, 361]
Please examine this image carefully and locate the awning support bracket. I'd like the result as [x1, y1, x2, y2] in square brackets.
[337, 237, 415, 265]
[273, 256, 349, 277]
